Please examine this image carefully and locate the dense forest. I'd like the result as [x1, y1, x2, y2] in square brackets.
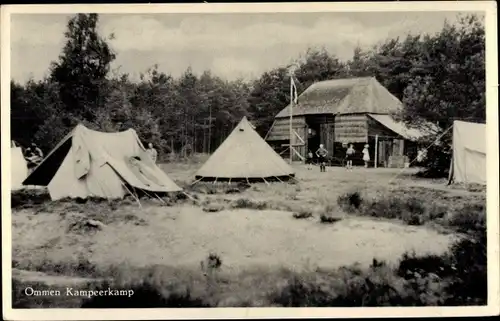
[11, 13, 485, 168]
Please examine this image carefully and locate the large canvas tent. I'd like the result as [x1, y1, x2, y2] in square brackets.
[11, 141, 28, 191]
[23, 124, 182, 200]
[195, 117, 295, 182]
[448, 120, 486, 185]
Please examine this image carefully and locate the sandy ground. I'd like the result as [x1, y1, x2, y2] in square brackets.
[13, 206, 460, 274]
[11, 163, 480, 278]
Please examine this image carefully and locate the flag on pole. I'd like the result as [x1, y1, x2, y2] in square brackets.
[291, 75, 298, 105]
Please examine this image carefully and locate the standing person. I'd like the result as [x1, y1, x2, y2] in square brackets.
[146, 142, 158, 163]
[345, 144, 355, 170]
[362, 144, 370, 168]
[306, 150, 314, 170]
[315, 144, 328, 172]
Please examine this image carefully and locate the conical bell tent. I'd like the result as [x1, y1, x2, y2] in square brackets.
[195, 117, 295, 182]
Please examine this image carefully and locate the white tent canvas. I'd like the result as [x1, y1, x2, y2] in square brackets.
[195, 117, 295, 181]
[11, 142, 28, 191]
[449, 120, 486, 185]
[23, 124, 182, 200]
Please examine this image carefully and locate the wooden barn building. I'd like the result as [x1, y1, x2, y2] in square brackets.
[265, 77, 429, 168]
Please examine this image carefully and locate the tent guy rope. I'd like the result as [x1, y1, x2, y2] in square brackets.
[386, 124, 454, 188]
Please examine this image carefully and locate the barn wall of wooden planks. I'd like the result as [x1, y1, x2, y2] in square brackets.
[266, 113, 415, 167]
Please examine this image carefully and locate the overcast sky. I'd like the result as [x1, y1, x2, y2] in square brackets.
[10, 11, 480, 83]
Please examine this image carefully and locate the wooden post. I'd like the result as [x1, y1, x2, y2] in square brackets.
[374, 134, 379, 169]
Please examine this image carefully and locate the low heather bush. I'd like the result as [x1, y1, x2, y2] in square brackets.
[231, 198, 268, 210]
[337, 191, 363, 213]
[445, 203, 486, 234]
[293, 210, 313, 219]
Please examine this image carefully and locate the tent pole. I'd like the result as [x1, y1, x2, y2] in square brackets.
[154, 193, 167, 204]
[182, 191, 199, 205]
[262, 177, 270, 186]
[122, 183, 142, 208]
[274, 176, 283, 183]
[191, 177, 203, 186]
[144, 190, 166, 204]
[131, 185, 143, 207]
[213, 177, 218, 185]
[374, 135, 379, 169]
[447, 154, 454, 185]
[143, 189, 167, 205]
[246, 177, 250, 185]
[228, 178, 232, 185]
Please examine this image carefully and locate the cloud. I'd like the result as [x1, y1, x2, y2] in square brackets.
[11, 15, 67, 46]
[10, 12, 471, 82]
[211, 57, 259, 80]
[10, 16, 69, 82]
[101, 13, 456, 58]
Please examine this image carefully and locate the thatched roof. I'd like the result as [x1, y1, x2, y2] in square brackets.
[276, 77, 403, 118]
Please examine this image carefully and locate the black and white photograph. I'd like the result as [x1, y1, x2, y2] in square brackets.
[1, 2, 498, 320]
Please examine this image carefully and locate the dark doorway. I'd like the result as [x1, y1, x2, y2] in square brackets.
[307, 125, 320, 155]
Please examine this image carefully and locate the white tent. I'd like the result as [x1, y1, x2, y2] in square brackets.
[11, 141, 28, 191]
[448, 120, 486, 185]
[195, 117, 295, 182]
[23, 124, 182, 200]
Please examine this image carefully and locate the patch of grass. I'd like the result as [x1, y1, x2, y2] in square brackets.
[293, 210, 313, 219]
[444, 232, 487, 305]
[337, 190, 484, 231]
[397, 252, 453, 279]
[444, 203, 486, 234]
[202, 203, 225, 213]
[337, 190, 363, 213]
[11, 189, 51, 209]
[12, 255, 99, 278]
[319, 214, 342, 224]
[81, 281, 210, 308]
[360, 196, 425, 222]
[186, 183, 247, 195]
[231, 198, 268, 210]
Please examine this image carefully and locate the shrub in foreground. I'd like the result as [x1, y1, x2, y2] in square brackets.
[293, 210, 313, 219]
[337, 191, 363, 213]
[319, 214, 342, 224]
[445, 204, 486, 234]
[231, 198, 268, 210]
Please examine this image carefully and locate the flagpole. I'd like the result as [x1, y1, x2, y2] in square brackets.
[289, 75, 293, 165]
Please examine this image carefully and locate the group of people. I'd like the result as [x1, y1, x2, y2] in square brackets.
[306, 143, 371, 172]
[23, 143, 44, 168]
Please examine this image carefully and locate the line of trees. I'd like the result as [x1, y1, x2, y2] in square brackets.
[11, 13, 485, 172]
